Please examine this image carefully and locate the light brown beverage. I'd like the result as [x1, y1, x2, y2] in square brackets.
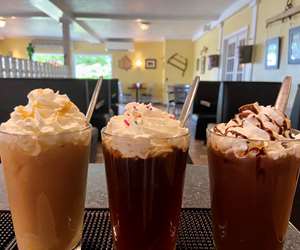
[207, 103, 300, 250]
[0, 89, 91, 250]
[0, 128, 91, 250]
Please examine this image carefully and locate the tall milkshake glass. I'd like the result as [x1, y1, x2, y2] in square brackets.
[102, 103, 190, 250]
[207, 103, 300, 250]
[0, 89, 91, 250]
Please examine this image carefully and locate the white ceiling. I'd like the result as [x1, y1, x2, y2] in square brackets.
[85, 19, 209, 41]
[0, 0, 238, 42]
[66, 0, 233, 18]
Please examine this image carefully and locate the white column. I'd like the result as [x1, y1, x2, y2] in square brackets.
[61, 17, 73, 78]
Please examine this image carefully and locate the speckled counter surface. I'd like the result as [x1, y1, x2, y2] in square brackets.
[0, 164, 299, 249]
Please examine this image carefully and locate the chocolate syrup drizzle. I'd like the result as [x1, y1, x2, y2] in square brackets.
[212, 103, 295, 157]
[213, 102, 293, 140]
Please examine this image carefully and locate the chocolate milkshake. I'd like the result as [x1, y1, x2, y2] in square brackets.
[207, 102, 300, 250]
[102, 103, 190, 250]
[0, 89, 91, 250]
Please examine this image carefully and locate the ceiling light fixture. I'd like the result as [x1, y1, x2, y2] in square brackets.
[0, 19, 6, 28]
[137, 21, 150, 31]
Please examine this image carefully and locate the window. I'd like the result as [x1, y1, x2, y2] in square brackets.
[74, 54, 112, 79]
[222, 30, 247, 81]
[33, 53, 64, 66]
[32, 53, 113, 79]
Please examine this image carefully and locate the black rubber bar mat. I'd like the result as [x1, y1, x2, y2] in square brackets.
[0, 208, 214, 250]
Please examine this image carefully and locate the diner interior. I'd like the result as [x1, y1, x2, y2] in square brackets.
[0, 0, 300, 249]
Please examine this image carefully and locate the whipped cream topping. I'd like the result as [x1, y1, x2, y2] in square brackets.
[0, 89, 90, 155]
[104, 103, 189, 158]
[209, 103, 300, 159]
[0, 88, 88, 135]
[213, 102, 293, 140]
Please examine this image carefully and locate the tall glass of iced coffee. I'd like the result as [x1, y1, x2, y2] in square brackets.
[207, 102, 300, 250]
[0, 89, 91, 250]
[102, 103, 190, 250]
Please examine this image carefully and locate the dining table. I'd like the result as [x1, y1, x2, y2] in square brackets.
[1, 164, 300, 249]
[128, 82, 146, 102]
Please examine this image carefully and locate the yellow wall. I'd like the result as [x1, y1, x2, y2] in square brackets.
[252, 0, 300, 111]
[223, 6, 252, 37]
[74, 41, 165, 101]
[0, 40, 6, 56]
[193, 27, 220, 80]
[112, 42, 164, 102]
[192, 6, 252, 81]
[192, 0, 300, 111]
[164, 40, 194, 84]
[163, 40, 194, 102]
[0, 38, 194, 102]
[0, 38, 32, 58]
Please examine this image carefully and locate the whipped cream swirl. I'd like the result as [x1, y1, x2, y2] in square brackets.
[0, 89, 90, 155]
[213, 102, 293, 140]
[0, 88, 88, 135]
[104, 103, 189, 158]
[210, 102, 300, 159]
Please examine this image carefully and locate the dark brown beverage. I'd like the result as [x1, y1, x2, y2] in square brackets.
[102, 102, 190, 249]
[207, 144, 300, 250]
[207, 102, 300, 250]
[102, 145, 188, 250]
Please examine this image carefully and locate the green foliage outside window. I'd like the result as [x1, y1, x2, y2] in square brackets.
[75, 55, 112, 79]
[33, 54, 64, 65]
[32, 53, 112, 79]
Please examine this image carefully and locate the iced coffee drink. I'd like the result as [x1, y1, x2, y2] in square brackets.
[207, 103, 300, 250]
[102, 103, 190, 250]
[0, 89, 91, 250]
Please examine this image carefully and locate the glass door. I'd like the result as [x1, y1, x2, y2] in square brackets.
[223, 31, 247, 81]
[224, 36, 236, 81]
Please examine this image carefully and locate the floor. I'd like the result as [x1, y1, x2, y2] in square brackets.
[95, 104, 208, 166]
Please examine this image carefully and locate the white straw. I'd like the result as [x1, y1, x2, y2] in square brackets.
[86, 76, 103, 123]
[179, 76, 200, 127]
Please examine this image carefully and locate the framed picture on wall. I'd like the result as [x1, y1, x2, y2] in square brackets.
[288, 26, 300, 64]
[145, 58, 157, 69]
[265, 37, 281, 69]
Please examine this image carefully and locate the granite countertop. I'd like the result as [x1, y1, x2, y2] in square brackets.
[1, 164, 299, 249]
